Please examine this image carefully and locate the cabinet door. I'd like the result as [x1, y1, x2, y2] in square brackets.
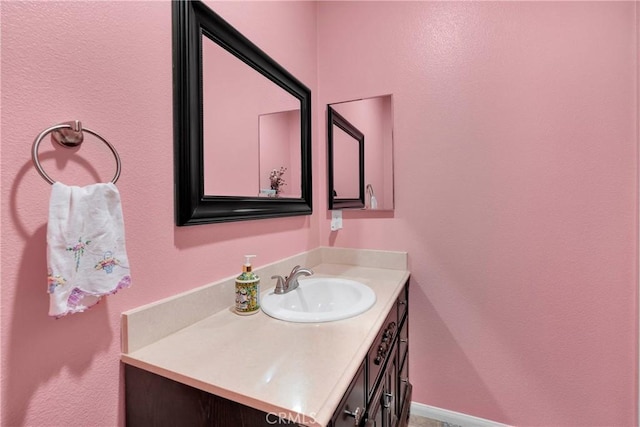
[396, 281, 411, 427]
[397, 316, 409, 422]
[365, 376, 384, 427]
[125, 364, 212, 426]
[333, 361, 367, 427]
[367, 345, 398, 427]
[125, 364, 293, 427]
[383, 346, 398, 427]
[398, 315, 408, 363]
[397, 352, 410, 425]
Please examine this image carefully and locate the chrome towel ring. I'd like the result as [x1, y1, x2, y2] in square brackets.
[32, 120, 122, 185]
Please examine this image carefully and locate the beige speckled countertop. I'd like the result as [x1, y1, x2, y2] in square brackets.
[121, 247, 409, 427]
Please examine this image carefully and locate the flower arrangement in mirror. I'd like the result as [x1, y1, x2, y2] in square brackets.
[269, 167, 287, 197]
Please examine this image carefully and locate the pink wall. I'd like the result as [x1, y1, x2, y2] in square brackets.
[1, 1, 638, 427]
[319, 1, 638, 426]
[0, 1, 318, 426]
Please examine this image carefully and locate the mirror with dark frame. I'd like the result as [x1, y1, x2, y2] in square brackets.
[327, 106, 365, 210]
[173, 0, 312, 225]
[328, 95, 394, 211]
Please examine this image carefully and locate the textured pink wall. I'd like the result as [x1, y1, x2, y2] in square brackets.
[1, 1, 638, 427]
[319, 1, 637, 426]
[0, 1, 318, 426]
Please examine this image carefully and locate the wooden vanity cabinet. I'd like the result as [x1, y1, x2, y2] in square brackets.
[125, 363, 293, 426]
[126, 362, 368, 427]
[125, 279, 410, 427]
[396, 284, 411, 425]
[330, 279, 411, 427]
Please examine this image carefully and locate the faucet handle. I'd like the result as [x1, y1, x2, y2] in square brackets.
[271, 275, 286, 294]
[289, 265, 302, 275]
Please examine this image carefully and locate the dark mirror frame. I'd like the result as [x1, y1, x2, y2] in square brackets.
[173, 0, 312, 226]
[327, 106, 365, 210]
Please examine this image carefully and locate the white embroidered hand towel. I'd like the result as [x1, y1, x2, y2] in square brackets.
[47, 182, 131, 318]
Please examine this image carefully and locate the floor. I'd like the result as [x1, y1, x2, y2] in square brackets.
[408, 414, 462, 427]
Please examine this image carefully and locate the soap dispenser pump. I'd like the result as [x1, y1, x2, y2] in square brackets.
[235, 255, 260, 315]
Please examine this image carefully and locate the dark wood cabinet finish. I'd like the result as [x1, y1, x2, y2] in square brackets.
[125, 364, 292, 426]
[331, 279, 411, 427]
[367, 302, 398, 402]
[332, 361, 367, 427]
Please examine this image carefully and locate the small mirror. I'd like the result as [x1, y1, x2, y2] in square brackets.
[173, 0, 312, 225]
[328, 95, 394, 211]
[327, 107, 364, 209]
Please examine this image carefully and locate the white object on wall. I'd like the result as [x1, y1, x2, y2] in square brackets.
[330, 210, 343, 231]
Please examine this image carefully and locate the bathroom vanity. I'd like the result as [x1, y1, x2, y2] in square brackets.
[331, 282, 411, 427]
[121, 248, 410, 427]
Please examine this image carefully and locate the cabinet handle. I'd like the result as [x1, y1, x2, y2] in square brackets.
[400, 338, 408, 343]
[383, 392, 394, 408]
[378, 342, 388, 354]
[401, 378, 409, 383]
[344, 407, 363, 425]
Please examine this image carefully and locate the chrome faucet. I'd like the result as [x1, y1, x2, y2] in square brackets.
[272, 265, 314, 294]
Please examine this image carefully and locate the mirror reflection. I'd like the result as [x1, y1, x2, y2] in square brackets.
[328, 107, 365, 209]
[173, 0, 312, 225]
[202, 35, 301, 197]
[329, 95, 394, 210]
[258, 110, 301, 198]
[333, 124, 361, 200]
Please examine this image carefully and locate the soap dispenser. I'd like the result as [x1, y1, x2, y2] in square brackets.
[235, 255, 260, 315]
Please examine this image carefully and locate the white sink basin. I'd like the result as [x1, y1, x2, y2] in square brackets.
[261, 277, 376, 323]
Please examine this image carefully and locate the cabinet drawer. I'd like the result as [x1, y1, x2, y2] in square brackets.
[367, 303, 398, 400]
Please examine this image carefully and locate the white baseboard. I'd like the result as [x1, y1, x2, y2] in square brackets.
[410, 402, 511, 427]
